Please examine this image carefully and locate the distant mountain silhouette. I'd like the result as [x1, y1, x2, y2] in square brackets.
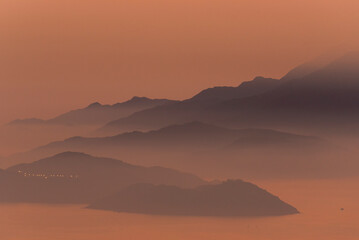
[4, 122, 340, 179]
[88, 180, 299, 217]
[1, 152, 205, 203]
[98, 53, 359, 135]
[8, 97, 176, 126]
[8, 121, 326, 164]
[99, 77, 280, 133]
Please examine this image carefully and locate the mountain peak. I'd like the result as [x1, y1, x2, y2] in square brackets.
[239, 76, 279, 87]
[87, 102, 102, 108]
[125, 96, 151, 103]
[117, 96, 174, 106]
[251, 76, 267, 82]
[51, 151, 91, 158]
[18, 151, 133, 169]
[35, 152, 96, 164]
[130, 96, 150, 100]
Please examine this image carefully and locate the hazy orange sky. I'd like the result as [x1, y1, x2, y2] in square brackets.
[1, 0, 359, 124]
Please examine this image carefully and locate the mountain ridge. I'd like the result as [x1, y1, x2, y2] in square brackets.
[99, 77, 281, 133]
[98, 53, 359, 135]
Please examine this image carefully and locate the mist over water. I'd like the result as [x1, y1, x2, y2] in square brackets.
[1, 178, 358, 240]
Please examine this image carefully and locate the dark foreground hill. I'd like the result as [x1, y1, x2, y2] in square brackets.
[88, 180, 299, 217]
[0, 152, 205, 204]
[214, 52, 359, 132]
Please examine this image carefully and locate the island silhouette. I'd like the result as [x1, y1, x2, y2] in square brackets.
[88, 180, 299, 217]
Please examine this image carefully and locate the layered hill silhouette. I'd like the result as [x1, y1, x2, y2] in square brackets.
[1, 152, 205, 203]
[99, 77, 280, 133]
[9, 97, 175, 126]
[98, 53, 359, 135]
[88, 180, 299, 217]
[1, 97, 176, 155]
[4, 122, 343, 179]
[3, 53, 359, 179]
[8, 122, 326, 162]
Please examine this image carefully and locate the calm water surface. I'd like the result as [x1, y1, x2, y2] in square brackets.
[1, 178, 358, 240]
